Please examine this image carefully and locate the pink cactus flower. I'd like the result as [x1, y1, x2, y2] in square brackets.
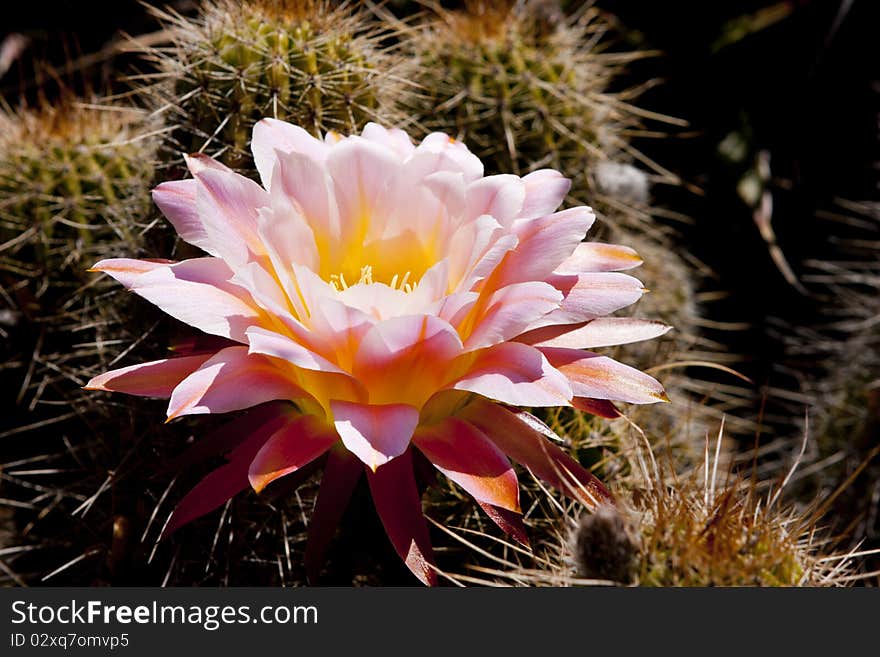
[86, 120, 669, 585]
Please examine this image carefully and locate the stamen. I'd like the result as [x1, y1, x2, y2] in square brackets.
[329, 266, 418, 292]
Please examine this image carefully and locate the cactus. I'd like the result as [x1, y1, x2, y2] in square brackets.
[0, 100, 157, 286]
[146, 0, 412, 169]
[0, 97, 161, 376]
[442, 421, 863, 587]
[778, 200, 880, 558]
[0, 96, 166, 584]
[405, 0, 651, 184]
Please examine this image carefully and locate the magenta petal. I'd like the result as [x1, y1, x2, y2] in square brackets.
[172, 402, 295, 470]
[477, 502, 530, 547]
[305, 446, 363, 584]
[460, 400, 613, 508]
[414, 417, 520, 512]
[84, 353, 213, 398]
[366, 449, 437, 586]
[248, 415, 337, 492]
[162, 410, 295, 537]
[572, 397, 622, 419]
[162, 463, 247, 538]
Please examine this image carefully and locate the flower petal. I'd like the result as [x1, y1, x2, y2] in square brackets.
[162, 408, 295, 537]
[246, 326, 347, 374]
[366, 448, 437, 585]
[151, 180, 214, 254]
[171, 401, 295, 470]
[93, 257, 266, 342]
[325, 136, 400, 245]
[572, 397, 622, 419]
[353, 314, 463, 406]
[518, 318, 672, 349]
[556, 242, 643, 273]
[361, 122, 415, 160]
[193, 165, 270, 266]
[167, 346, 306, 420]
[477, 503, 530, 546]
[538, 272, 646, 326]
[447, 214, 515, 290]
[541, 347, 669, 404]
[460, 400, 613, 508]
[519, 169, 571, 220]
[248, 414, 337, 492]
[305, 446, 364, 584]
[497, 206, 595, 286]
[464, 281, 563, 351]
[252, 117, 328, 187]
[453, 342, 572, 407]
[270, 148, 337, 249]
[84, 354, 213, 398]
[414, 417, 520, 512]
[415, 132, 483, 181]
[331, 400, 420, 470]
[465, 174, 526, 227]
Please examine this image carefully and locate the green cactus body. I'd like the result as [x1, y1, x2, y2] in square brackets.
[408, 2, 634, 180]
[154, 0, 409, 169]
[0, 103, 156, 298]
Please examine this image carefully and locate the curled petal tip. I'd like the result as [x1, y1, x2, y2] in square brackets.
[248, 474, 269, 494]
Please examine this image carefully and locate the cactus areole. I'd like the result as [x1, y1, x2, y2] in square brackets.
[86, 119, 669, 585]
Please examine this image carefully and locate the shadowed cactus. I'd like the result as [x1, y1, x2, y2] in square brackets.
[145, 0, 412, 169]
[778, 200, 880, 554]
